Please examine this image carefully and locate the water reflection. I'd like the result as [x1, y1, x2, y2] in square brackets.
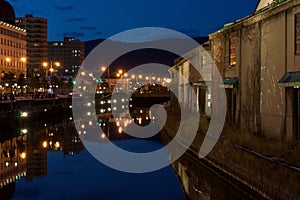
[0, 120, 84, 189]
[173, 153, 254, 200]
[0, 109, 185, 199]
[98, 107, 159, 141]
[0, 134, 26, 187]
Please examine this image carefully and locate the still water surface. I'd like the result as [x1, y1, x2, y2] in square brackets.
[0, 109, 256, 200]
[0, 118, 184, 200]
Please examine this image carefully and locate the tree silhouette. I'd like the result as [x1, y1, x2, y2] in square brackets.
[3, 72, 15, 93]
[17, 73, 26, 93]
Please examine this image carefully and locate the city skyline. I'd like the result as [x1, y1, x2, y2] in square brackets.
[10, 0, 258, 41]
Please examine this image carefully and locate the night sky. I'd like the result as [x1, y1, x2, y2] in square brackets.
[10, 0, 258, 41]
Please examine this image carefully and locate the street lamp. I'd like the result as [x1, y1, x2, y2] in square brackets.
[101, 65, 110, 79]
[43, 61, 61, 78]
[5, 57, 27, 77]
[116, 69, 124, 78]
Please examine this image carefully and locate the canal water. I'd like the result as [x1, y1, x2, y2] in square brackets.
[0, 108, 256, 199]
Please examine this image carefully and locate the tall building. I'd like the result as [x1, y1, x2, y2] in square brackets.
[48, 37, 85, 78]
[0, 0, 27, 78]
[16, 14, 48, 78]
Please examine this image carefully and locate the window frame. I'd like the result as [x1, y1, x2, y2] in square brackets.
[229, 36, 237, 66]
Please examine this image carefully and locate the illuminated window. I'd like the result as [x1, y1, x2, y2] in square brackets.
[229, 37, 236, 66]
[295, 13, 300, 54]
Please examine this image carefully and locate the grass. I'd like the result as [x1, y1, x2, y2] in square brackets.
[162, 107, 300, 200]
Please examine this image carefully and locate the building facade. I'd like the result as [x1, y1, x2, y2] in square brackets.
[0, 1, 27, 84]
[16, 14, 48, 78]
[48, 37, 85, 78]
[208, 0, 300, 140]
[169, 42, 213, 116]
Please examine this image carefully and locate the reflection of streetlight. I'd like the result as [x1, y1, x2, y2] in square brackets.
[42, 141, 48, 148]
[20, 152, 26, 159]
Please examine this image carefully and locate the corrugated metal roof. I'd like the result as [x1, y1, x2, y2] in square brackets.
[278, 72, 300, 87]
[220, 77, 238, 88]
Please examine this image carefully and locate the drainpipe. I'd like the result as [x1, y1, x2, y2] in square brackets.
[237, 28, 242, 127]
[254, 21, 262, 134]
[281, 10, 288, 140]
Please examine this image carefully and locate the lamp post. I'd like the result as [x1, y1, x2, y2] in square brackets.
[5, 57, 26, 78]
[101, 66, 110, 79]
[43, 61, 61, 79]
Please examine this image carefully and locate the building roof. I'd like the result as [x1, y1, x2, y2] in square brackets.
[0, 0, 16, 25]
[210, 0, 291, 37]
[278, 72, 300, 87]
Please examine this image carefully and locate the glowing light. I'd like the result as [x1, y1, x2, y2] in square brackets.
[20, 152, 26, 159]
[21, 129, 28, 134]
[21, 112, 28, 117]
[118, 127, 123, 134]
[20, 57, 26, 62]
[101, 133, 106, 139]
[42, 141, 48, 148]
[54, 141, 60, 149]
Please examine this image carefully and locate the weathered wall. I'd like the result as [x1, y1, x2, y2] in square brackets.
[209, 0, 300, 139]
[260, 12, 286, 138]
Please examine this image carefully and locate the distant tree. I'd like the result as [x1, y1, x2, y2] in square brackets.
[51, 76, 59, 86]
[66, 77, 73, 90]
[40, 77, 49, 90]
[17, 73, 26, 93]
[3, 72, 15, 93]
[29, 75, 40, 93]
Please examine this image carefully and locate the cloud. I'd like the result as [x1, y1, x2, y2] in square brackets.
[62, 32, 86, 38]
[54, 5, 75, 11]
[80, 26, 98, 30]
[65, 17, 86, 22]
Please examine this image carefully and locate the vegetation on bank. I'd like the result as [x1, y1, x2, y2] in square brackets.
[162, 106, 300, 200]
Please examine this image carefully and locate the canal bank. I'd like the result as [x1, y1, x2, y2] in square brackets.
[0, 96, 72, 123]
[161, 109, 300, 200]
